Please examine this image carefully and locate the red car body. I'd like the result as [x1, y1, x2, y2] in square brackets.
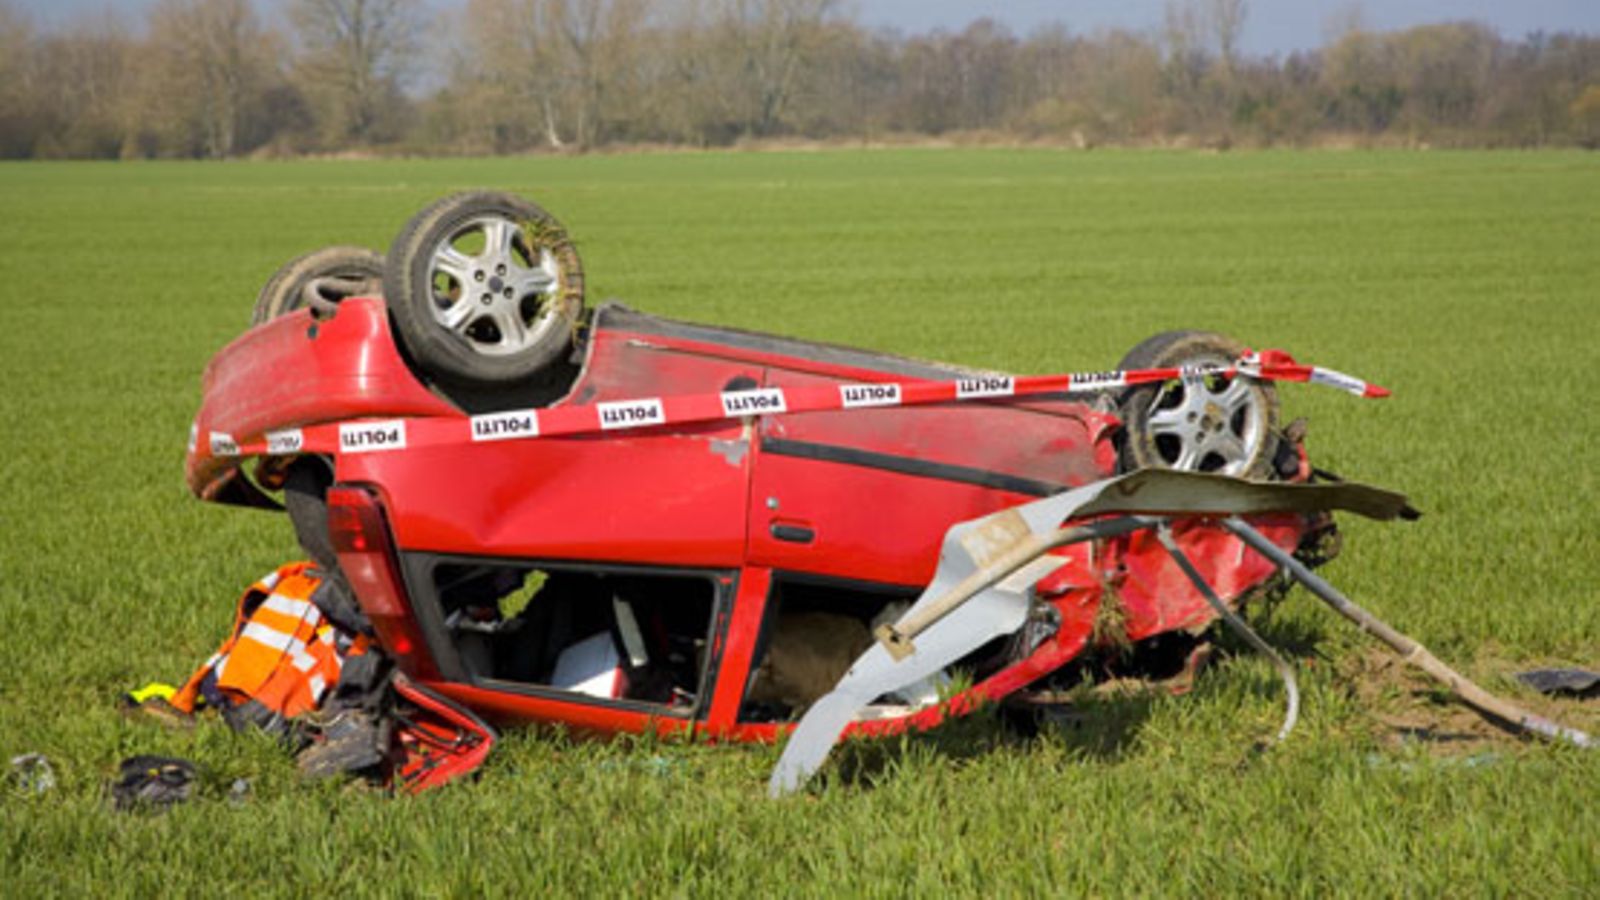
[187, 298, 1307, 743]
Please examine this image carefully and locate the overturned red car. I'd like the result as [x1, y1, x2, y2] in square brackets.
[187, 192, 1413, 791]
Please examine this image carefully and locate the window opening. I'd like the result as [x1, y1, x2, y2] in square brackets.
[431, 562, 715, 714]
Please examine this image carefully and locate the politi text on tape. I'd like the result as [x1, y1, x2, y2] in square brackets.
[956, 375, 1014, 399]
[471, 409, 540, 441]
[209, 431, 240, 456]
[1070, 370, 1127, 391]
[266, 429, 305, 455]
[840, 383, 901, 408]
[720, 388, 787, 417]
[340, 420, 408, 453]
[598, 398, 665, 430]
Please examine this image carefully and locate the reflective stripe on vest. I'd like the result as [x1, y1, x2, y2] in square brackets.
[171, 562, 364, 718]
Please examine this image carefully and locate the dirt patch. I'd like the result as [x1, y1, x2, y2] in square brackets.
[1338, 646, 1599, 754]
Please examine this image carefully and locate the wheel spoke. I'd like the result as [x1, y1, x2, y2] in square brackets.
[490, 305, 527, 349]
[1215, 377, 1254, 416]
[434, 246, 476, 285]
[1211, 430, 1248, 463]
[482, 219, 514, 258]
[1148, 406, 1191, 435]
[438, 296, 477, 332]
[1173, 442, 1202, 470]
[513, 268, 557, 298]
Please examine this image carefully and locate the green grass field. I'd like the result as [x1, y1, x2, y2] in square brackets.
[2, 150, 1597, 894]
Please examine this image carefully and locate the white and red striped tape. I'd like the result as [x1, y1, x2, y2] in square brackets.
[196, 349, 1387, 460]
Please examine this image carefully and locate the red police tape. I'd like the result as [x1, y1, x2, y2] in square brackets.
[192, 348, 1388, 461]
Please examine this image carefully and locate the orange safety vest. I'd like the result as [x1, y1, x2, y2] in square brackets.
[172, 562, 367, 721]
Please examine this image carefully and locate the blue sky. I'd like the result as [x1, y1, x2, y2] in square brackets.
[854, 1, 1599, 55]
[15, 0, 1600, 56]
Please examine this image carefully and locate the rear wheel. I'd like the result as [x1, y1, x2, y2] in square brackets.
[1119, 330, 1279, 478]
[252, 246, 384, 325]
[384, 192, 585, 389]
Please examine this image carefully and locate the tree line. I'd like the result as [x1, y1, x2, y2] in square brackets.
[2, 0, 1598, 160]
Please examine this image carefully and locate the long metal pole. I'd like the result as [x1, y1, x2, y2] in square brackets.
[1223, 517, 1593, 749]
[1156, 526, 1300, 743]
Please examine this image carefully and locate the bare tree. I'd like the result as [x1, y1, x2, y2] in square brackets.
[1069, 30, 1167, 143]
[460, 0, 562, 149]
[4, 0, 1600, 156]
[553, 0, 648, 147]
[630, 0, 737, 144]
[1322, 2, 1367, 46]
[1162, 0, 1207, 98]
[0, 1, 27, 73]
[1572, 84, 1600, 147]
[555, 0, 605, 146]
[1161, 0, 1248, 135]
[1209, 0, 1247, 75]
[289, 0, 420, 144]
[1320, 28, 1400, 133]
[144, 0, 277, 158]
[26, 14, 140, 158]
[716, 0, 839, 137]
[1389, 22, 1498, 136]
[459, 0, 646, 149]
[892, 20, 1022, 134]
[0, 2, 36, 156]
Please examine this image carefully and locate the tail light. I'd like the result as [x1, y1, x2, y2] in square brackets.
[327, 485, 439, 679]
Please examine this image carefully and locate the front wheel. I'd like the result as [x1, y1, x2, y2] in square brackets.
[384, 191, 585, 389]
[1118, 330, 1280, 478]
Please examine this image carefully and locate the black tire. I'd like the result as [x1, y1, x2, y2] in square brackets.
[384, 191, 585, 389]
[1118, 330, 1280, 478]
[284, 458, 338, 572]
[252, 246, 384, 325]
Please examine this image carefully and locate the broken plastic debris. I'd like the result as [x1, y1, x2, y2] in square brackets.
[111, 755, 197, 812]
[11, 753, 56, 794]
[1515, 669, 1600, 698]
